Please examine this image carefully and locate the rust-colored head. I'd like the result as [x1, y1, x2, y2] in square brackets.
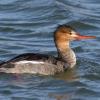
[54, 25, 96, 42]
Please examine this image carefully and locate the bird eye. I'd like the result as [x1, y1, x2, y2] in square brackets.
[69, 32, 72, 35]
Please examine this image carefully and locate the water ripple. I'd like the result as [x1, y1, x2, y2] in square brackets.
[0, 0, 100, 100]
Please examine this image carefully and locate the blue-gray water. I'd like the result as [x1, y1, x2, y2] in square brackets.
[0, 0, 100, 100]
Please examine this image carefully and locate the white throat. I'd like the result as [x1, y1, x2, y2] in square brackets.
[58, 48, 76, 68]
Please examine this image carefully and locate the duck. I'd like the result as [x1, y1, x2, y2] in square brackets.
[0, 25, 96, 75]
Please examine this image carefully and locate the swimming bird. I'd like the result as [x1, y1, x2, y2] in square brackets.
[0, 25, 96, 75]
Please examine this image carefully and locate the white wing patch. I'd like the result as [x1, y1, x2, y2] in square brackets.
[16, 60, 44, 64]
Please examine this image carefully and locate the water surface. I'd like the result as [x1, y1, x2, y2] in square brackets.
[0, 0, 100, 100]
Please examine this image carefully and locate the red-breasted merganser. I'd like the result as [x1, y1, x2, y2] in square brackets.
[0, 25, 96, 75]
